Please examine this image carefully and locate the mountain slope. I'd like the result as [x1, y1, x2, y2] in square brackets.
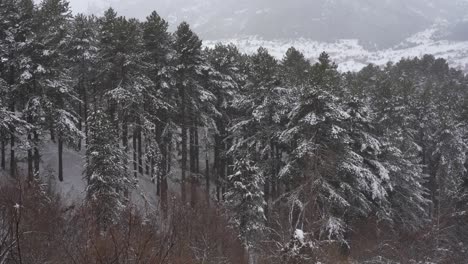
[205, 22, 468, 72]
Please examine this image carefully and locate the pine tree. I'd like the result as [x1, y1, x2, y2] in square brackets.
[173, 22, 216, 206]
[68, 14, 98, 149]
[24, 0, 82, 182]
[95, 10, 151, 187]
[206, 43, 245, 201]
[225, 158, 266, 249]
[94, 8, 119, 105]
[0, 0, 35, 177]
[229, 47, 285, 216]
[280, 47, 311, 88]
[104, 16, 149, 179]
[142, 11, 176, 210]
[310, 52, 341, 95]
[277, 85, 426, 249]
[0, 78, 30, 176]
[85, 109, 130, 229]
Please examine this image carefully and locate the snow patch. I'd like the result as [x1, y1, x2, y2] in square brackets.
[294, 229, 304, 243]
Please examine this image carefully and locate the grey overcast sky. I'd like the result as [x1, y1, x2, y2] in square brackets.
[62, 0, 168, 17]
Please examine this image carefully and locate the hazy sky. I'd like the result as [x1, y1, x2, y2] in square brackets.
[33, 0, 119, 15]
[63, 0, 169, 17]
[67, 0, 113, 15]
[68, 0, 93, 14]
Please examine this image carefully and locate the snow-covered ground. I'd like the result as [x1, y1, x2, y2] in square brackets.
[0, 140, 160, 208]
[204, 23, 468, 72]
[0, 131, 214, 209]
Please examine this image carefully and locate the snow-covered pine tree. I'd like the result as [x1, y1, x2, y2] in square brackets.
[29, 0, 82, 182]
[94, 8, 119, 105]
[0, 79, 6, 170]
[104, 16, 150, 179]
[68, 14, 98, 149]
[0, 78, 30, 176]
[310, 52, 342, 96]
[9, 0, 39, 179]
[94, 8, 123, 123]
[85, 109, 130, 229]
[142, 11, 176, 210]
[229, 47, 288, 216]
[206, 43, 245, 201]
[277, 84, 426, 252]
[362, 56, 465, 223]
[343, 99, 429, 231]
[0, 0, 17, 175]
[278, 86, 347, 243]
[225, 157, 266, 252]
[95, 10, 151, 184]
[0, 0, 35, 177]
[173, 22, 217, 206]
[280, 47, 311, 88]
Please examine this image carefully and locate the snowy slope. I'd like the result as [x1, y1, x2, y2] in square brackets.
[0, 131, 214, 208]
[204, 23, 468, 72]
[0, 140, 162, 208]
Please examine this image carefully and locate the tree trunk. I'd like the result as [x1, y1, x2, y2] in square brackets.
[195, 128, 199, 174]
[264, 140, 272, 219]
[264, 175, 270, 219]
[181, 125, 187, 204]
[153, 157, 159, 196]
[1, 138, 5, 170]
[271, 141, 277, 200]
[34, 131, 40, 175]
[161, 132, 170, 215]
[50, 126, 55, 142]
[138, 123, 143, 174]
[8, 69, 15, 178]
[122, 119, 129, 197]
[205, 153, 210, 206]
[108, 102, 118, 130]
[122, 120, 128, 151]
[9, 103, 15, 178]
[190, 127, 195, 172]
[276, 145, 282, 195]
[83, 80, 89, 144]
[214, 132, 227, 201]
[224, 138, 233, 198]
[10, 134, 15, 178]
[145, 149, 150, 175]
[133, 126, 138, 178]
[190, 126, 197, 207]
[58, 134, 63, 182]
[144, 132, 149, 175]
[155, 122, 163, 195]
[214, 138, 221, 201]
[78, 98, 82, 151]
[27, 133, 33, 182]
[179, 82, 187, 205]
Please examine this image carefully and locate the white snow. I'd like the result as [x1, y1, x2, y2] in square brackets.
[325, 217, 345, 239]
[20, 71, 32, 81]
[294, 229, 305, 243]
[204, 23, 468, 72]
[36, 65, 46, 73]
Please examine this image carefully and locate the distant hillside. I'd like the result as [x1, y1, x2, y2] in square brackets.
[204, 22, 468, 72]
